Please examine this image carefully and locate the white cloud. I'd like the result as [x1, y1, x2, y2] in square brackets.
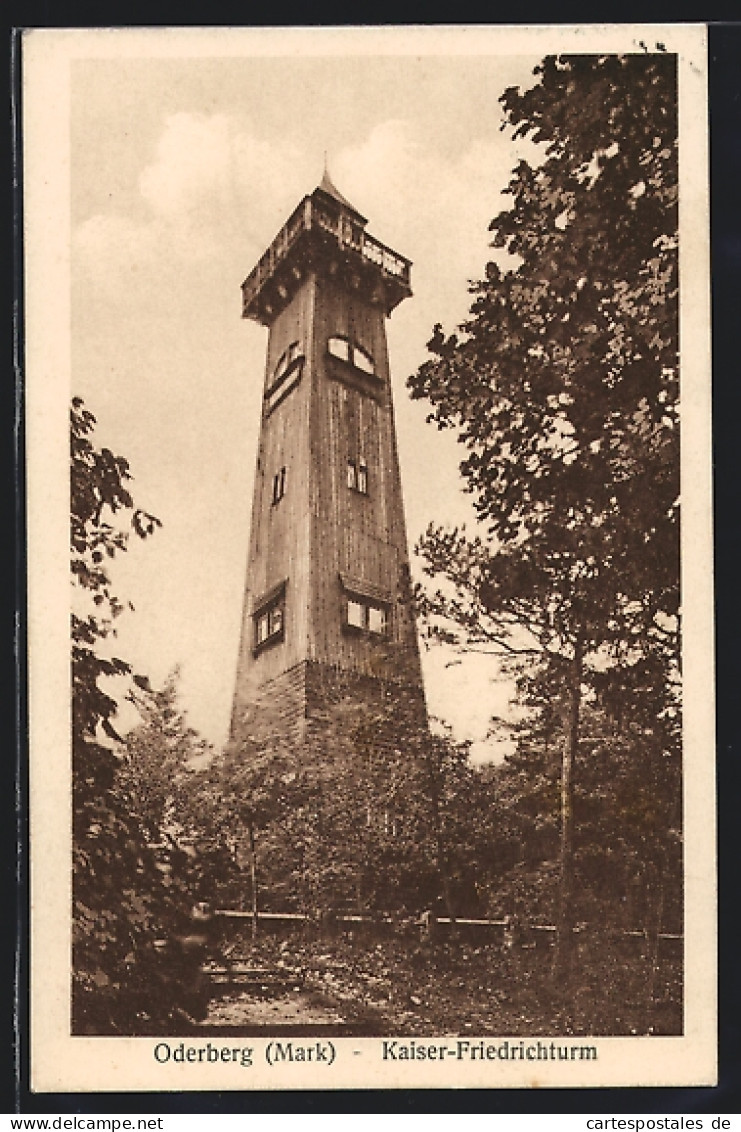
[74, 112, 318, 292]
[74, 110, 535, 313]
[138, 112, 309, 226]
[139, 112, 235, 215]
[333, 118, 539, 341]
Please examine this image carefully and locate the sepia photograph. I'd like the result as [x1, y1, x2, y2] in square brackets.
[23, 24, 714, 1091]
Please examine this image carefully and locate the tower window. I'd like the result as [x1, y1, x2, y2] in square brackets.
[272, 466, 287, 504]
[347, 457, 368, 495]
[254, 602, 284, 649]
[274, 341, 302, 382]
[253, 581, 287, 653]
[265, 342, 304, 415]
[327, 336, 376, 377]
[343, 593, 389, 636]
[328, 336, 351, 362]
[367, 604, 387, 635]
[353, 345, 375, 375]
[346, 598, 366, 629]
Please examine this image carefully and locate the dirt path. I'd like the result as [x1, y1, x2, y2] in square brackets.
[205, 989, 347, 1028]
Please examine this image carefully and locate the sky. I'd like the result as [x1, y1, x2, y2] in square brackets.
[69, 42, 547, 760]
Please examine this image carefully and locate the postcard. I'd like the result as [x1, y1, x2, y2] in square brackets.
[23, 23, 714, 1092]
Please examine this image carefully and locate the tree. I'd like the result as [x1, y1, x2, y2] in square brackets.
[195, 691, 300, 938]
[71, 397, 161, 810]
[70, 398, 187, 1034]
[408, 53, 679, 970]
[119, 669, 212, 845]
[283, 684, 491, 921]
[210, 662, 494, 925]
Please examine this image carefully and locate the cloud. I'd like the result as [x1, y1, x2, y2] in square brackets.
[333, 118, 538, 336]
[74, 111, 319, 296]
[139, 113, 234, 216]
[74, 109, 538, 312]
[137, 111, 316, 240]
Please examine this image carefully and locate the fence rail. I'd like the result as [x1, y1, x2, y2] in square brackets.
[214, 909, 682, 948]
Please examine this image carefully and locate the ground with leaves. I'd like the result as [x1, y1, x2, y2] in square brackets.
[200, 931, 681, 1038]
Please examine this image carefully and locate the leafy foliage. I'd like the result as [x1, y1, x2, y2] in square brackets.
[483, 653, 681, 929]
[119, 669, 212, 844]
[70, 399, 188, 1035]
[199, 667, 497, 921]
[407, 54, 680, 957]
[190, 728, 299, 922]
[71, 397, 161, 805]
[410, 53, 678, 665]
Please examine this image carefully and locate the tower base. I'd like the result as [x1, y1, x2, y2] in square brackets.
[230, 658, 428, 758]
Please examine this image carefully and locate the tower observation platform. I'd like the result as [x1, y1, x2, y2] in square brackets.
[241, 173, 412, 327]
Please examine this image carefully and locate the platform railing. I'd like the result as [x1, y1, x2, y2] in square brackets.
[242, 197, 411, 311]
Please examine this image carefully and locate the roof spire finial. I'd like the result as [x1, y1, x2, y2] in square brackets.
[316, 159, 367, 224]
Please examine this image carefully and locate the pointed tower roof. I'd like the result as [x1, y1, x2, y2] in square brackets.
[315, 168, 367, 225]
